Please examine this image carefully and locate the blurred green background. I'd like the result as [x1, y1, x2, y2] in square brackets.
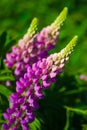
[0, 0, 87, 75]
[0, 1, 87, 130]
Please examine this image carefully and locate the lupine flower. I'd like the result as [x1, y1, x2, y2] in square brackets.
[4, 17, 39, 78]
[80, 74, 87, 81]
[2, 36, 78, 130]
[4, 7, 68, 79]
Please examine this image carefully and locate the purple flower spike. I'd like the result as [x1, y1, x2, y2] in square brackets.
[3, 7, 78, 130]
[4, 8, 67, 81]
[3, 35, 78, 129]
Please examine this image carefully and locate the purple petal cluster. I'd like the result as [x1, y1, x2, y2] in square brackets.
[4, 26, 58, 79]
[3, 52, 68, 130]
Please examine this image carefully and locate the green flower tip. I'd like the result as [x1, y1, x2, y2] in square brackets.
[27, 17, 39, 37]
[51, 7, 68, 30]
[61, 35, 78, 58]
[66, 35, 78, 52]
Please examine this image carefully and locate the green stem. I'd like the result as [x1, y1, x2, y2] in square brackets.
[64, 108, 70, 130]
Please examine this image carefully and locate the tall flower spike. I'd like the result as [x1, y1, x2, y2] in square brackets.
[2, 36, 78, 130]
[4, 8, 68, 79]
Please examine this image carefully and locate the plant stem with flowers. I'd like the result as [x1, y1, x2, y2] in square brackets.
[2, 7, 78, 130]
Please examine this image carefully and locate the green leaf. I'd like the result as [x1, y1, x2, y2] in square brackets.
[64, 106, 87, 116]
[0, 69, 12, 75]
[0, 75, 14, 81]
[64, 108, 70, 130]
[0, 85, 12, 98]
[2, 39, 16, 56]
[0, 31, 7, 54]
[30, 118, 41, 130]
[82, 124, 87, 130]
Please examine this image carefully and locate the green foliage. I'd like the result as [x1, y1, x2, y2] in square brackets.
[0, 0, 87, 130]
[0, 85, 11, 98]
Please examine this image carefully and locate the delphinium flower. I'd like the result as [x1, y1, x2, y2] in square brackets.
[4, 7, 68, 79]
[2, 36, 78, 130]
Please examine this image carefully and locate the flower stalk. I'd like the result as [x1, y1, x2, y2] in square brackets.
[3, 7, 78, 130]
